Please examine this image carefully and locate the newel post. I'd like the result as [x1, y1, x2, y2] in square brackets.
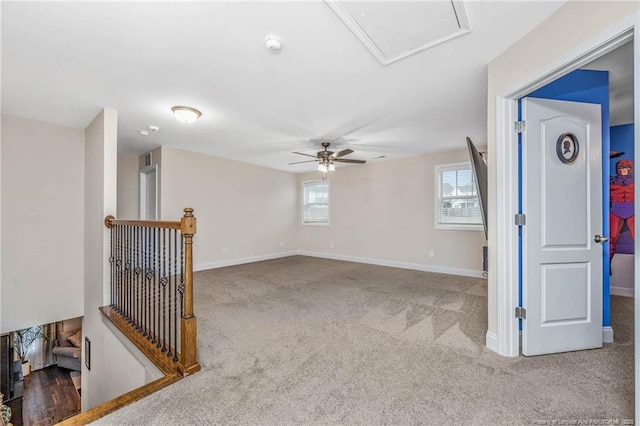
[180, 207, 200, 375]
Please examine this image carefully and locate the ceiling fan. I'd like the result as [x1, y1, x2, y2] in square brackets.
[289, 142, 367, 172]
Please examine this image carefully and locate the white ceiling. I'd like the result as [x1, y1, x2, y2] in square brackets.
[1, 1, 568, 172]
[582, 41, 635, 127]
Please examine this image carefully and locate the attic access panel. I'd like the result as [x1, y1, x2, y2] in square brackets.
[326, 0, 471, 66]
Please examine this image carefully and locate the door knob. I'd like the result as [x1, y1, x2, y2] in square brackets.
[594, 234, 609, 244]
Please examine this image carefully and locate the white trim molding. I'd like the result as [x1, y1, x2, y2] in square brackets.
[603, 326, 614, 344]
[324, 0, 471, 66]
[485, 332, 499, 353]
[297, 250, 486, 279]
[494, 96, 520, 358]
[194, 251, 298, 272]
[196, 250, 487, 278]
[610, 286, 634, 298]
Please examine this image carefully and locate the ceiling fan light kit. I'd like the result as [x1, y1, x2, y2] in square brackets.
[317, 160, 336, 173]
[290, 141, 367, 172]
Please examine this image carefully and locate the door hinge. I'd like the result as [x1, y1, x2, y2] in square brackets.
[514, 213, 526, 226]
[514, 120, 526, 134]
[515, 306, 526, 319]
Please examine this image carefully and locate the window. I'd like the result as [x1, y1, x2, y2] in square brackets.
[302, 180, 329, 225]
[435, 163, 482, 230]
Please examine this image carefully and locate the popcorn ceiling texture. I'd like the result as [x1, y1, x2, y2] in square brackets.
[95, 256, 633, 425]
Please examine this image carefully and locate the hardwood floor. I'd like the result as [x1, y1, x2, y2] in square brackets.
[17, 366, 80, 426]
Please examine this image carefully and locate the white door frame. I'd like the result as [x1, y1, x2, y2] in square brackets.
[139, 164, 158, 220]
[494, 10, 639, 421]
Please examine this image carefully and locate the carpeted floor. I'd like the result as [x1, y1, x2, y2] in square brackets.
[94, 256, 634, 425]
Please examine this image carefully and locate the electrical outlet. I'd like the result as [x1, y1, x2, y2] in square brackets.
[429, 250, 435, 258]
[222, 246, 228, 254]
[329, 242, 334, 249]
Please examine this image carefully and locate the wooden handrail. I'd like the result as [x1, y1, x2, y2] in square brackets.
[104, 216, 182, 230]
[57, 374, 180, 425]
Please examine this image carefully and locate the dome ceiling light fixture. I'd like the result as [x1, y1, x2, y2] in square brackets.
[171, 106, 202, 124]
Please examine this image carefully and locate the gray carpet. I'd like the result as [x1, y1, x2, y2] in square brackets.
[94, 256, 634, 425]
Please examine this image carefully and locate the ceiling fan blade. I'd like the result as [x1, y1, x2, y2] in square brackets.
[331, 149, 354, 159]
[334, 158, 366, 164]
[288, 160, 318, 165]
[293, 152, 318, 158]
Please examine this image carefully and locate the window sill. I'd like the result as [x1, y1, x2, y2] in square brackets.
[435, 223, 484, 231]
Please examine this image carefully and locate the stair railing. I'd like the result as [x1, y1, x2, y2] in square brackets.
[103, 208, 200, 376]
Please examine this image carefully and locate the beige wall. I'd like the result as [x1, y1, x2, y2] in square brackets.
[159, 146, 298, 269]
[1, 114, 85, 333]
[1, 114, 3, 332]
[82, 109, 161, 411]
[117, 153, 139, 219]
[297, 149, 486, 276]
[487, 2, 639, 336]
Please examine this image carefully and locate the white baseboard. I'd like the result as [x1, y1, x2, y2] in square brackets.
[195, 250, 485, 278]
[194, 251, 298, 272]
[610, 286, 634, 298]
[603, 326, 614, 343]
[296, 250, 486, 279]
[486, 331, 499, 353]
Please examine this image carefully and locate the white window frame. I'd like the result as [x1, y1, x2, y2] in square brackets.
[435, 162, 483, 231]
[301, 179, 329, 226]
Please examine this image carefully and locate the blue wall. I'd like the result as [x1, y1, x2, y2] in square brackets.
[522, 69, 611, 327]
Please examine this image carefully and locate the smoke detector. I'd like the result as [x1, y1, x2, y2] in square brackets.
[265, 35, 282, 53]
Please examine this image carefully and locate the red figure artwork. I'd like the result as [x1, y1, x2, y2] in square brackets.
[610, 158, 634, 261]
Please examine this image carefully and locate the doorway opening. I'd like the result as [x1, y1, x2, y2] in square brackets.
[139, 165, 158, 221]
[494, 12, 638, 423]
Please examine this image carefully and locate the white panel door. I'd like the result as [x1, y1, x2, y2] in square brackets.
[522, 97, 603, 356]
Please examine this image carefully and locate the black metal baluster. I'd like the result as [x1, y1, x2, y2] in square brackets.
[117, 225, 123, 314]
[129, 225, 132, 322]
[134, 227, 137, 325]
[161, 229, 168, 352]
[165, 229, 173, 358]
[124, 225, 128, 319]
[132, 226, 136, 327]
[152, 227, 157, 344]
[146, 227, 152, 340]
[139, 226, 143, 331]
[130, 226, 134, 324]
[123, 226, 128, 319]
[109, 225, 114, 307]
[135, 226, 141, 331]
[178, 232, 185, 359]
[127, 226, 132, 323]
[111, 225, 120, 311]
[172, 229, 178, 362]
[143, 226, 149, 337]
[156, 226, 159, 344]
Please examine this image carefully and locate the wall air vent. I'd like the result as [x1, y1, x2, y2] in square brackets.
[325, 0, 471, 66]
[144, 151, 152, 168]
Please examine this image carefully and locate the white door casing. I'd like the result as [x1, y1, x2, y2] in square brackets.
[139, 165, 158, 220]
[522, 97, 603, 356]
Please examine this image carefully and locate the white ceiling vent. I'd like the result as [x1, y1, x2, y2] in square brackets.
[326, 0, 471, 66]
